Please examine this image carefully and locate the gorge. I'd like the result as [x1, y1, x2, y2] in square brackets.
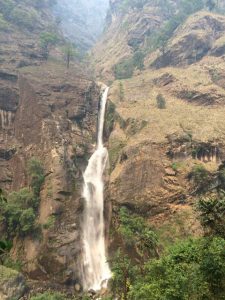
[0, 0, 225, 299]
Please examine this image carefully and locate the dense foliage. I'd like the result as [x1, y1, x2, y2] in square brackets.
[40, 32, 59, 59]
[197, 195, 225, 238]
[108, 186, 225, 300]
[129, 237, 225, 300]
[0, 158, 44, 237]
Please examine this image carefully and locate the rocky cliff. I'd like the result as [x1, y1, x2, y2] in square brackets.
[1, 0, 225, 298]
[94, 0, 225, 252]
[0, 0, 104, 295]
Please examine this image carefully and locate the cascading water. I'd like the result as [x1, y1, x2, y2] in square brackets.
[81, 87, 111, 291]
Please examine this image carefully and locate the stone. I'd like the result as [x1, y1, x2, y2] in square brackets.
[0, 266, 26, 300]
[74, 283, 81, 292]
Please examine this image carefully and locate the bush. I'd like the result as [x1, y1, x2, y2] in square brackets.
[197, 196, 225, 238]
[129, 237, 225, 300]
[114, 59, 134, 79]
[133, 51, 145, 70]
[189, 164, 209, 185]
[0, 188, 37, 236]
[40, 32, 59, 59]
[43, 215, 56, 229]
[118, 81, 124, 101]
[156, 94, 166, 109]
[30, 292, 67, 300]
[62, 43, 78, 68]
[111, 249, 137, 300]
[114, 51, 145, 79]
[0, 158, 44, 237]
[0, 240, 12, 264]
[118, 207, 158, 258]
[27, 157, 45, 198]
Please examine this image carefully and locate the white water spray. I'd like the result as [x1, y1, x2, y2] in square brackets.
[81, 87, 111, 291]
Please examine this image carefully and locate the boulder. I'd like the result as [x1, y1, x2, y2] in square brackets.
[0, 266, 26, 300]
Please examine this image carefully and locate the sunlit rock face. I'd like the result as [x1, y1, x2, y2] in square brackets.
[53, 0, 109, 50]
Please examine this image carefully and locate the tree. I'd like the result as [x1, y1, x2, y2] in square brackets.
[129, 238, 225, 300]
[0, 188, 7, 204]
[197, 196, 225, 238]
[27, 157, 45, 199]
[119, 81, 124, 102]
[0, 240, 12, 264]
[118, 207, 158, 259]
[63, 43, 78, 69]
[188, 164, 210, 191]
[0, 158, 45, 238]
[114, 59, 134, 79]
[111, 250, 136, 300]
[156, 94, 166, 109]
[133, 51, 145, 70]
[40, 32, 58, 59]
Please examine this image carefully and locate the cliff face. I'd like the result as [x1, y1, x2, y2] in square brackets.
[2, 0, 225, 296]
[12, 64, 100, 285]
[0, 0, 103, 290]
[96, 1, 225, 248]
[92, 0, 176, 80]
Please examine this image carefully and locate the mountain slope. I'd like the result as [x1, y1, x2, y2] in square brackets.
[97, 1, 225, 256]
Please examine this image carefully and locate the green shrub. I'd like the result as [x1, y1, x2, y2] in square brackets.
[19, 208, 36, 234]
[111, 249, 137, 300]
[156, 94, 166, 109]
[129, 237, 225, 300]
[0, 188, 37, 236]
[118, 81, 125, 101]
[43, 215, 56, 229]
[27, 157, 45, 198]
[3, 258, 22, 271]
[30, 292, 67, 300]
[114, 59, 134, 79]
[189, 164, 209, 185]
[0, 158, 44, 237]
[40, 32, 59, 59]
[197, 196, 225, 238]
[62, 43, 78, 69]
[0, 240, 12, 264]
[118, 207, 158, 258]
[133, 51, 145, 70]
[114, 51, 145, 79]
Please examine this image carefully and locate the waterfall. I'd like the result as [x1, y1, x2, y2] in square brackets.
[81, 87, 111, 291]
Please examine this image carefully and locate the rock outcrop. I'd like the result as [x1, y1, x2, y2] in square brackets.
[0, 0, 102, 290]
[0, 266, 26, 300]
[152, 12, 225, 68]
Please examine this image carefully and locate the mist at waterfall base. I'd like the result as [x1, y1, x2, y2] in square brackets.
[80, 87, 111, 292]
